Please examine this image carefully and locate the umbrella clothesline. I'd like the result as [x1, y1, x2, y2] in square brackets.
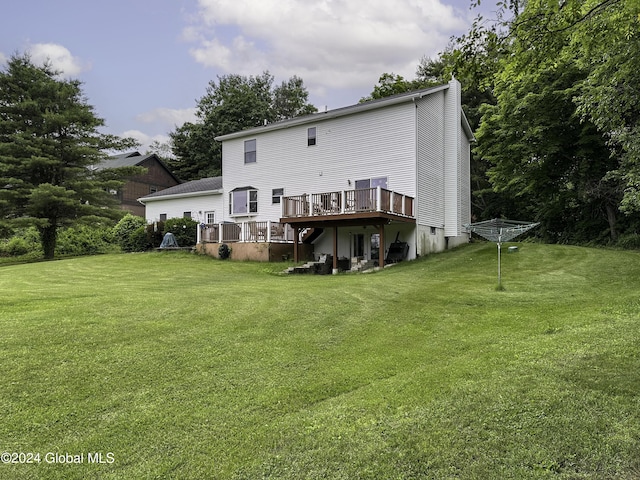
[463, 218, 540, 287]
[463, 218, 540, 244]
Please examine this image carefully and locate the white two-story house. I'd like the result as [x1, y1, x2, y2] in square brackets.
[140, 78, 473, 269]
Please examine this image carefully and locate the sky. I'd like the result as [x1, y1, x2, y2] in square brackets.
[1, 0, 487, 153]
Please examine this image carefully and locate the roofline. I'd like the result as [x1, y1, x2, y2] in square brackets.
[99, 152, 181, 184]
[215, 84, 450, 141]
[461, 111, 476, 142]
[138, 189, 223, 204]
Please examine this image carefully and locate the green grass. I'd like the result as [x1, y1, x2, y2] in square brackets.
[1, 243, 639, 479]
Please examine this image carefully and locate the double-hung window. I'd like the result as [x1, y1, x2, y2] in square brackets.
[272, 188, 284, 204]
[307, 127, 317, 146]
[244, 139, 257, 164]
[230, 188, 258, 215]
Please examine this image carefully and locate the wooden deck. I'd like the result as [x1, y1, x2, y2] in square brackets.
[281, 187, 415, 223]
[280, 187, 415, 269]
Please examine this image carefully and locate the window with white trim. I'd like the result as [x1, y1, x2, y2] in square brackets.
[272, 188, 284, 204]
[230, 188, 258, 215]
[307, 127, 317, 146]
[244, 139, 257, 163]
[355, 177, 388, 189]
[205, 211, 215, 224]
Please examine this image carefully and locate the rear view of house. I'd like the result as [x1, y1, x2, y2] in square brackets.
[140, 78, 473, 269]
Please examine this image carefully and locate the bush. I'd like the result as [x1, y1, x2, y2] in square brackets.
[0, 228, 40, 257]
[129, 225, 152, 252]
[163, 218, 198, 247]
[146, 221, 165, 249]
[56, 225, 117, 256]
[218, 243, 231, 259]
[112, 214, 147, 252]
[2, 236, 31, 256]
[617, 233, 640, 250]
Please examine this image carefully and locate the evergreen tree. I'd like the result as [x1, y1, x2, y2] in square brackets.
[0, 54, 138, 258]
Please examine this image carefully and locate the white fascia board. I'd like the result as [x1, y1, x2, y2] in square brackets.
[461, 110, 476, 142]
[138, 189, 223, 205]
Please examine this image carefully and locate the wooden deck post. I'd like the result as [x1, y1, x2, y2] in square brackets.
[293, 227, 299, 263]
[332, 226, 338, 274]
[378, 224, 385, 269]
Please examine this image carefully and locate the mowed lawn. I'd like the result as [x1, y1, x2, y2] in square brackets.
[1, 243, 640, 479]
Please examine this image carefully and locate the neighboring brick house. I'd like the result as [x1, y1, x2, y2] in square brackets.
[97, 152, 180, 217]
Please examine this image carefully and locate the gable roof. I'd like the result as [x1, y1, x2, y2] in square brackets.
[138, 176, 223, 203]
[215, 82, 475, 142]
[96, 151, 181, 183]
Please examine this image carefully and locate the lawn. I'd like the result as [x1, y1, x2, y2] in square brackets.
[1, 243, 639, 479]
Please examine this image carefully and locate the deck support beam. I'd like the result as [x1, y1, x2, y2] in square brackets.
[332, 226, 339, 274]
[378, 224, 385, 269]
[293, 227, 299, 263]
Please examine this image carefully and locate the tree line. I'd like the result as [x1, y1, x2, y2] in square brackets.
[2, 0, 639, 258]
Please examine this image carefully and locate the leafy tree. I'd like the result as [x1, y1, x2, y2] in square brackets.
[476, 59, 619, 242]
[272, 75, 318, 121]
[363, 50, 504, 221]
[568, 0, 640, 213]
[168, 71, 317, 181]
[456, 0, 640, 242]
[0, 54, 138, 258]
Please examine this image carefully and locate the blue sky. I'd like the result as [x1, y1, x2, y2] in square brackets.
[1, 0, 487, 153]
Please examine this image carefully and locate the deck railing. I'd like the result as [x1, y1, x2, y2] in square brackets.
[282, 187, 414, 218]
[198, 221, 293, 244]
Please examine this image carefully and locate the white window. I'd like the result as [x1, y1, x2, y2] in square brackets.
[307, 127, 317, 146]
[205, 211, 215, 224]
[183, 211, 192, 219]
[272, 188, 284, 204]
[355, 177, 388, 189]
[230, 188, 258, 215]
[159, 213, 167, 221]
[244, 139, 256, 164]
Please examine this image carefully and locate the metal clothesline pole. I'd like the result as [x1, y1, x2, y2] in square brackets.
[463, 219, 539, 288]
[497, 229, 502, 287]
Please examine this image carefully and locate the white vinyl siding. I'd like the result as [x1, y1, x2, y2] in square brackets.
[444, 79, 462, 236]
[459, 129, 471, 228]
[143, 194, 224, 224]
[222, 103, 417, 223]
[416, 91, 446, 229]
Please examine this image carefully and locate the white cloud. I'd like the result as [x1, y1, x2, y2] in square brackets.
[136, 107, 198, 127]
[0, 51, 7, 66]
[122, 130, 172, 155]
[184, 0, 471, 102]
[28, 43, 88, 77]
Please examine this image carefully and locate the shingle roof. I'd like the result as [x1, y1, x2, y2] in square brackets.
[214, 83, 452, 141]
[139, 176, 223, 201]
[96, 151, 181, 183]
[96, 151, 145, 169]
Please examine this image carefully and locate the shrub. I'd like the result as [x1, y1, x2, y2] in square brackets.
[0, 228, 40, 257]
[617, 233, 640, 250]
[218, 243, 231, 259]
[146, 221, 165, 249]
[163, 218, 198, 247]
[56, 225, 117, 256]
[112, 214, 147, 252]
[129, 225, 152, 252]
[3, 236, 31, 256]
